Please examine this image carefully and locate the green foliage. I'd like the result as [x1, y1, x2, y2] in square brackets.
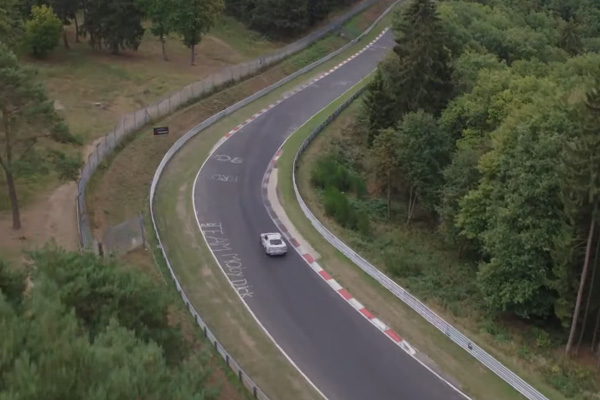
[458, 100, 574, 319]
[558, 19, 583, 56]
[396, 110, 451, 215]
[225, 0, 360, 38]
[361, 68, 395, 146]
[315, 155, 370, 235]
[82, 0, 145, 54]
[173, 0, 224, 64]
[29, 247, 187, 364]
[323, 186, 353, 225]
[389, 0, 454, 118]
[0, 0, 24, 51]
[0, 260, 27, 308]
[311, 155, 366, 197]
[48, 150, 83, 181]
[312, 0, 600, 392]
[251, 0, 308, 38]
[24, 5, 62, 57]
[0, 42, 78, 229]
[371, 127, 399, 219]
[0, 248, 220, 400]
[141, 0, 177, 59]
[437, 1, 566, 64]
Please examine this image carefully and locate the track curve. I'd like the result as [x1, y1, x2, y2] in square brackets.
[193, 30, 468, 400]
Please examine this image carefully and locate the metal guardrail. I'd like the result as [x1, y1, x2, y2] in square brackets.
[76, 0, 385, 250]
[148, 3, 402, 399]
[291, 82, 551, 400]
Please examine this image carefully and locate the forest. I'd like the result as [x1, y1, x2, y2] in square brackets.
[0, 247, 221, 399]
[309, 0, 600, 396]
[223, 0, 361, 37]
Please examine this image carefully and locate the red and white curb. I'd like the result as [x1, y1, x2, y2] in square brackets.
[261, 152, 417, 357]
[210, 27, 390, 154]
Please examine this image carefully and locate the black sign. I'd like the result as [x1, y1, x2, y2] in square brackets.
[153, 126, 169, 135]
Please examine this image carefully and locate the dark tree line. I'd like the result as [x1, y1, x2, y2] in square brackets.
[1, 0, 223, 62]
[224, 0, 360, 38]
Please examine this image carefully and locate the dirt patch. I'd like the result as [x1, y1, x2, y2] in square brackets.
[0, 181, 78, 264]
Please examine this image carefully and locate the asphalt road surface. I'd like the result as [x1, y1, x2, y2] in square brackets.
[193, 30, 468, 400]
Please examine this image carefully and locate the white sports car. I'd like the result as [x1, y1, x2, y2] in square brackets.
[260, 232, 287, 256]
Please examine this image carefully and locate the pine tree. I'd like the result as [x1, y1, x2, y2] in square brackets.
[390, 0, 454, 116]
[0, 43, 78, 230]
[362, 68, 395, 147]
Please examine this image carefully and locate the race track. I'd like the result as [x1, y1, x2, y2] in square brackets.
[193, 29, 468, 400]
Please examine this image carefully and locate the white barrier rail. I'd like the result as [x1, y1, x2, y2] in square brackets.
[148, 2, 402, 399]
[291, 85, 551, 400]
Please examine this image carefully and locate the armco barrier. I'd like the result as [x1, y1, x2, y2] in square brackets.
[291, 85, 551, 400]
[148, 3, 401, 399]
[76, 0, 386, 250]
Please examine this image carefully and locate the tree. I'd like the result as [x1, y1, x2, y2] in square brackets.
[173, 0, 224, 65]
[559, 18, 584, 56]
[30, 246, 187, 363]
[0, 43, 79, 230]
[0, 249, 221, 400]
[24, 5, 63, 57]
[49, 0, 81, 49]
[563, 80, 600, 355]
[82, 0, 145, 54]
[143, 0, 177, 61]
[224, 0, 255, 22]
[371, 128, 398, 219]
[395, 110, 450, 224]
[361, 66, 395, 147]
[0, 0, 24, 51]
[457, 100, 574, 319]
[251, 0, 308, 38]
[389, 0, 454, 117]
[0, 260, 27, 308]
[438, 132, 488, 252]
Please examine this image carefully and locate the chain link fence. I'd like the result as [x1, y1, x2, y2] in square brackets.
[76, 0, 384, 251]
[148, 3, 401, 399]
[101, 214, 146, 257]
[292, 84, 551, 400]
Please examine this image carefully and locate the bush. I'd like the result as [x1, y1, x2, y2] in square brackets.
[49, 150, 84, 181]
[383, 246, 423, 279]
[24, 5, 62, 57]
[322, 185, 371, 235]
[311, 154, 367, 196]
[323, 186, 352, 226]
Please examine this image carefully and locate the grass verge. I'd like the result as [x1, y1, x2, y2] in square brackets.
[149, 14, 398, 400]
[277, 94, 572, 400]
